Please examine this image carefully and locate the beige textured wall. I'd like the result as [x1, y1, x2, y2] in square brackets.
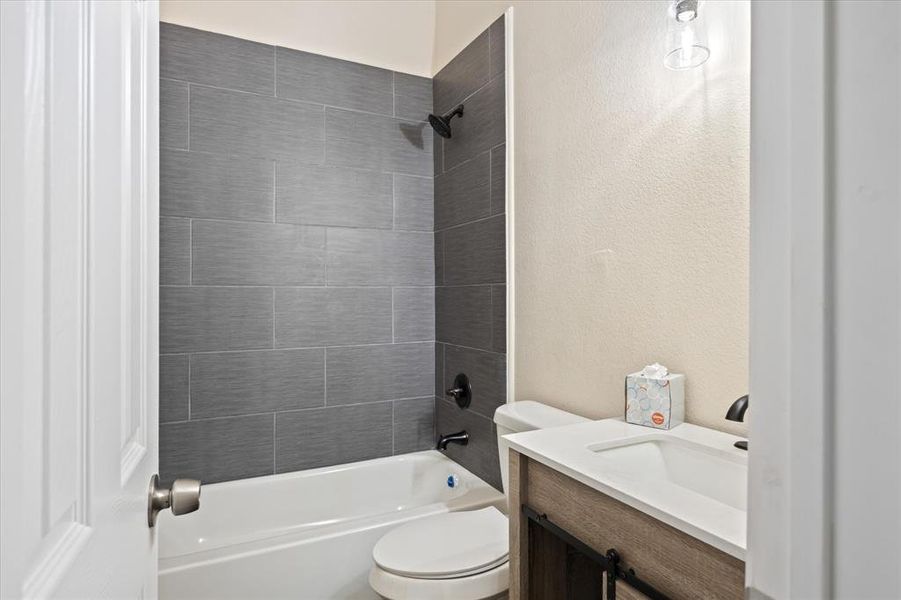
[159, 1, 437, 76]
[435, 0, 750, 435]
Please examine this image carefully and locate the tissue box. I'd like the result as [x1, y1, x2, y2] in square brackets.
[624, 371, 684, 429]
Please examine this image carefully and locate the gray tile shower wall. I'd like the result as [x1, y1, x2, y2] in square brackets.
[159, 23, 435, 485]
[433, 15, 506, 491]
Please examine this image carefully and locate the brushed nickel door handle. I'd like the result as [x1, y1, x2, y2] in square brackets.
[147, 473, 201, 528]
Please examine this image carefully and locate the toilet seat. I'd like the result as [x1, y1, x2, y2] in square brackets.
[372, 507, 509, 579]
[369, 507, 510, 599]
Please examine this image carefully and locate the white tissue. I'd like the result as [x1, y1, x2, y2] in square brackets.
[639, 362, 669, 379]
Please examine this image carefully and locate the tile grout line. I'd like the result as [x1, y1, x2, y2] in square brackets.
[186, 82, 191, 151]
[188, 218, 193, 283]
[160, 339, 437, 358]
[168, 215, 435, 235]
[160, 145, 433, 181]
[161, 396, 431, 427]
[272, 413, 277, 475]
[187, 354, 192, 420]
[323, 348, 328, 406]
[488, 143, 493, 215]
[271, 159, 277, 223]
[435, 145, 491, 178]
[436, 211, 505, 234]
[320, 105, 326, 166]
[436, 63, 502, 118]
[161, 283, 435, 290]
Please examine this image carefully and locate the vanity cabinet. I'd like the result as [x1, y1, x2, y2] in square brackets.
[508, 450, 745, 600]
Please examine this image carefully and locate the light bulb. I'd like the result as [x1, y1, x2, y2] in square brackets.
[664, 0, 709, 70]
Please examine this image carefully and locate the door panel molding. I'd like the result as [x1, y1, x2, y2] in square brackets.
[1, 1, 160, 597]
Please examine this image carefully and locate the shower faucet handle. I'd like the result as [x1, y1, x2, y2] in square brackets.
[444, 373, 472, 409]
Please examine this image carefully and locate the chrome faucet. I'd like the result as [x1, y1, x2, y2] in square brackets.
[726, 394, 749, 450]
[436, 430, 469, 450]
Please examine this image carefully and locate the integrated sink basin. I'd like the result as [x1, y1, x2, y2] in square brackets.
[588, 436, 747, 511]
[504, 418, 749, 559]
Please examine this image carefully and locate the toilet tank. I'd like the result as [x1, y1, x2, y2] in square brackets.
[493, 401, 588, 494]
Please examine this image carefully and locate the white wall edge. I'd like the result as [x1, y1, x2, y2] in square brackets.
[504, 6, 515, 405]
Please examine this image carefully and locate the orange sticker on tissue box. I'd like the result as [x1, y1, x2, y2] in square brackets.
[651, 412, 665, 425]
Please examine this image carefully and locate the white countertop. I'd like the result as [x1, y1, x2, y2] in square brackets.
[505, 418, 747, 560]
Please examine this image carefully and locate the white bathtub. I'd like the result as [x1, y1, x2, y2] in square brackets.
[158, 451, 505, 600]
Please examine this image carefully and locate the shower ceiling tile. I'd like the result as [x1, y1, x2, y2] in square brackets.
[325, 108, 432, 177]
[393, 287, 435, 343]
[393, 397, 435, 454]
[160, 414, 274, 485]
[394, 72, 432, 122]
[161, 23, 275, 95]
[326, 228, 433, 286]
[394, 175, 434, 231]
[276, 47, 393, 115]
[190, 349, 325, 418]
[190, 85, 323, 163]
[159, 354, 188, 423]
[274, 287, 392, 348]
[160, 79, 188, 150]
[434, 151, 490, 230]
[325, 342, 434, 405]
[160, 286, 273, 353]
[191, 220, 326, 286]
[435, 285, 492, 349]
[275, 402, 393, 472]
[442, 74, 505, 171]
[433, 30, 490, 116]
[441, 214, 506, 286]
[161, 150, 274, 221]
[276, 163, 393, 229]
[160, 217, 190, 285]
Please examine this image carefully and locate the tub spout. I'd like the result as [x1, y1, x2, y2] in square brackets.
[436, 430, 469, 450]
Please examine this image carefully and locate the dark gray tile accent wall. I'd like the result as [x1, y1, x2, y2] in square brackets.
[276, 164, 394, 228]
[394, 397, 436, 454]
[161, 23, 275, 94]
[274, 287, 393, 347]
[160, 217, 190, 285]
[433, 15, 507, 491]
[275, 402, 394, 472]
[325, 108, 432, 176]
[275, 48, 394, 115]
[159, 23, 435, 485]
[161, 151, 274, 221]
[160, 79, 188, 150]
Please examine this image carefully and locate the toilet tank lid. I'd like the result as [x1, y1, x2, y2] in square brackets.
[493, 401, 589, 433]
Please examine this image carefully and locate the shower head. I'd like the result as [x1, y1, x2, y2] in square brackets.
[427, 105, 464, 139]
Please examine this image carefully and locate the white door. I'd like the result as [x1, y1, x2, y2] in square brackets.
[1, 1, 161, 598]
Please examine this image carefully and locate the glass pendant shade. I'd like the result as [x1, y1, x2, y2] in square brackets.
[664, 0, 710, 70]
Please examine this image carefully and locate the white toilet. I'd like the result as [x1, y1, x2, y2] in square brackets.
[368, 401, 588, 599]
